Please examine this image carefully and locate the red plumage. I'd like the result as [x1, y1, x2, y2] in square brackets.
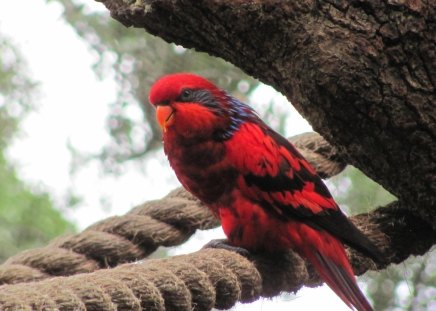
[149, 73, 383, 311]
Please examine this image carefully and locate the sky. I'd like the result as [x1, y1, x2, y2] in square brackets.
[0, 1, 352, 310]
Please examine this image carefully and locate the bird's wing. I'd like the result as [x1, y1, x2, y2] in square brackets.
[226, 122, 383, 263]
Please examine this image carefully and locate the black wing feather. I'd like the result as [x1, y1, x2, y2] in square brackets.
[245, 126, 384, 264]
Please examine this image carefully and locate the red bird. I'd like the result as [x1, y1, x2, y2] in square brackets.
[149, 73, 383, 311]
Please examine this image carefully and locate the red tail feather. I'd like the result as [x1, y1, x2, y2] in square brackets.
[299, 229, 373, 311]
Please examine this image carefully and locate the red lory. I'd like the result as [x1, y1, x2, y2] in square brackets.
[149, 73, 383, 311]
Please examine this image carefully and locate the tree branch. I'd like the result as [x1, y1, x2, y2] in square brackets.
[97, 0, 436, 227]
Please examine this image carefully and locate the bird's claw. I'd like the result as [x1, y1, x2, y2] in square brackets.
[202, 239, 252, 259]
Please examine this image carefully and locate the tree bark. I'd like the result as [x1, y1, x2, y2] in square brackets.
[99, 0, 435, 227]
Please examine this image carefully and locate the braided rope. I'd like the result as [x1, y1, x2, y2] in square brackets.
[0, 205, 434, 310]
[0, 190, 215, 284]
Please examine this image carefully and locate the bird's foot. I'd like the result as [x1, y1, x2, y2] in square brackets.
[202, 239, 252, 258]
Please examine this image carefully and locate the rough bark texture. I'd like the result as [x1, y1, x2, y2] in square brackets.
[99, 0, 435, 227]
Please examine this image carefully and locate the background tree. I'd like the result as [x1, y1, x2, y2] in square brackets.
[0, 33, 74, 262]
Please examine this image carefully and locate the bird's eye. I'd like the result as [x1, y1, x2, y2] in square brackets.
[179, 89, 193, 101]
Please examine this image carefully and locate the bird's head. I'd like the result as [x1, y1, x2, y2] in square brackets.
[149, 73, 255, 142]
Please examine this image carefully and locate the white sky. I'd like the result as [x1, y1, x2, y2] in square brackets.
[0, 1, 352, 310]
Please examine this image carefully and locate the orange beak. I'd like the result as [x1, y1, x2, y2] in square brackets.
[156, 105, 175, 132]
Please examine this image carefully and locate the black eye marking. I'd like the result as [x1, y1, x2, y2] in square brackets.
[178, 88, 194, 102]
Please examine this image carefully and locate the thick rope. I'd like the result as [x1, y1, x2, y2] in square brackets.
[0, 132, 345, 285]
[0, 203, 434, 310]
[290, 133, 346, 179]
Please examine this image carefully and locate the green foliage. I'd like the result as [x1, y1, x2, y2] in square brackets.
[365, 253, 436, 311]
[0, 152, 74, 262]
[0, 36, 36, 148]
[329, 166, 396, 214]
[0, 33, 74, 262]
